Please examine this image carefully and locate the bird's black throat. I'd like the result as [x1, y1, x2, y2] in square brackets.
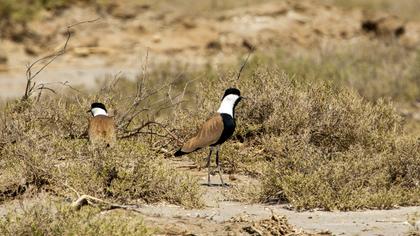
[213, 113, 236, 146]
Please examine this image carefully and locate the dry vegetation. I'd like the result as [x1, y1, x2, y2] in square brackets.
[180, 64, 419, 210]
[251, 41, 420, 104]
[175, 35, 419, 210]
[0, 75, 203, 206]
[1, 0, 420, 234]
[0, 73, 204, 233]
[1, 34, 419, 234]
[0, 199, 151, 235]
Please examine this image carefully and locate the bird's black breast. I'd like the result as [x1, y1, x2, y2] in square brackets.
[213, 113, 236, 146]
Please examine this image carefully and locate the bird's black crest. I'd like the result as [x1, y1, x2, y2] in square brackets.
[91, 102, 107, 112]
[222, 88, 241, 100]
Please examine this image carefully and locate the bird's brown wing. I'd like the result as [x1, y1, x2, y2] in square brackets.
[88, 115, 116, 147]
[181, 113, 224, 153]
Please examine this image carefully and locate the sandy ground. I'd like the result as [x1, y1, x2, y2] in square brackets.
[0, 64, 139, 98]
[139, 201, 420, 236]
[133, 158, 420, 235]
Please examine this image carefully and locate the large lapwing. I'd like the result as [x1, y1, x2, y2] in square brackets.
[87, 102, 116, 148]
[174, 88, 243, 186]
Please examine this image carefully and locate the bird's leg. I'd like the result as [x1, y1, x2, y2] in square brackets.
[207, 147, 213, 186]
[215, 146, 226, 187]
[204, 149, 211, 168]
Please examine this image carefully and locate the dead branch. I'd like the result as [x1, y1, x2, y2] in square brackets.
[56, 80, 84, 94]
[115, 50, 150, 130]
[236, 47, 254, 81]
[117, 80, 181, 132]
[71, 194, 144, 213]
[99, 71, 123, 94]
[119, 121, 182, 144]
[36, 84, 57, 102]
[22, 18, 100, 101]
[107, 50, 194, 146]
[119, 121, 155, 139]
[136, 47, 149, 98]
[110, 72, 123, 91]
[134, 131, 169, 138]
[35, 81, 82, 101]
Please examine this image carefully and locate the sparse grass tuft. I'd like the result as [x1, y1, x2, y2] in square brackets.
[0, 200, 151, 236]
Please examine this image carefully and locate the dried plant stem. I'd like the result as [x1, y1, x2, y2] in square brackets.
[22, 18, 100, 101]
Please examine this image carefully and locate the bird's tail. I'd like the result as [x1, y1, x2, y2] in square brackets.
[174, 149, 188, 157]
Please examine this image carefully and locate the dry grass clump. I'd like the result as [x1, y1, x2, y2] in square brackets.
[249, 41, 420, 104]
[0, 200, 151, 236]
[176, 66, 419, 210]
[0, 75, 202, 208]
[63, 142, 202, 207]
[248, 70, 420, 210]
[261, 136, 420, 210]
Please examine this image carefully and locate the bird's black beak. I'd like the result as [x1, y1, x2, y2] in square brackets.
[87, 109, 91, 113]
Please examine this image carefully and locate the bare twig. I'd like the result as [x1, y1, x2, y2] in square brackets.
[236, 47, 254, 81]
[67, 18, 101, 28]
[152, 122, 183, 143]
[119, 121, 155, 139]
[22, 18, 100, 101]
[117, 80, 179, 130]
[108, 50, 197, 145]
[36, 84, 57, 102]
[63, 182, 81, 198]
[110, 72, 123, 90]
[71, 194, 143, 213]
[136, 47, 149, 98]
[120, 121, 182, 143]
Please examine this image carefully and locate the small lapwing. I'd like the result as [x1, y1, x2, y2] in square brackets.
[87, 102, 116, 148]
[174, 88, 243, 186]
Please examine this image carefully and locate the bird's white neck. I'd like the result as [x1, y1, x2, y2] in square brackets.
[91, 107, 108, 117]
[217, 94, 240, 117]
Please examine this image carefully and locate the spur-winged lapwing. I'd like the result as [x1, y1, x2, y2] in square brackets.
[174, 88, 242, 186]
[88, 102, 116, 148]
